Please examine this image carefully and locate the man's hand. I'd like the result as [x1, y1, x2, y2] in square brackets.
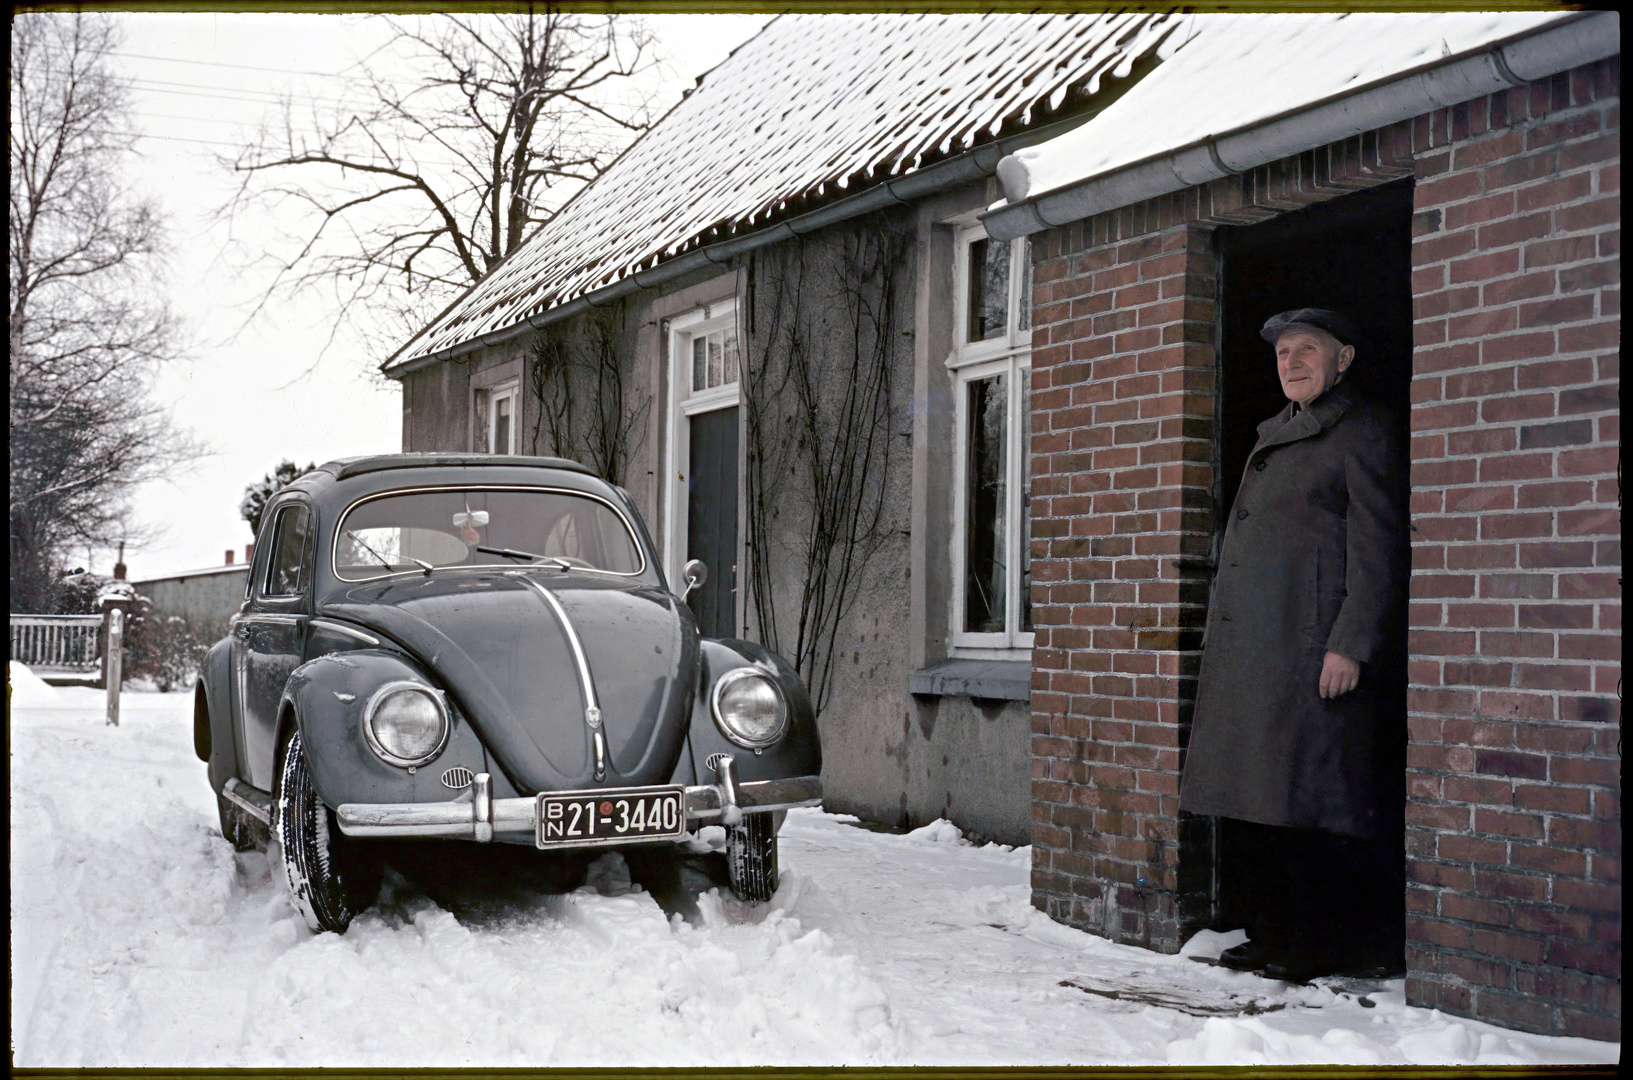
[1319, 651, 1361, 699]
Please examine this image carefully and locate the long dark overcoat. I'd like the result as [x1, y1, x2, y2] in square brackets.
[1179, 384, 1408, 838]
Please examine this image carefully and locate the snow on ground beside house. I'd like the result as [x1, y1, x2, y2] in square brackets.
[10, 686, 1619, 1067]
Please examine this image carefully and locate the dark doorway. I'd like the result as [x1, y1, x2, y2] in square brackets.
[686, 406, 738, 637]
[1196, 177, 1413, 960]
[1215, 178, 1415, 518]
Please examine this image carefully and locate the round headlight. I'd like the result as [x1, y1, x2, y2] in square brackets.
[710, 669, 788, 748]
[364, 684, 448, 766]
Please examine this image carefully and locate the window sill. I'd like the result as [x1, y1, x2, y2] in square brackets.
[908, 657, 1031, 702]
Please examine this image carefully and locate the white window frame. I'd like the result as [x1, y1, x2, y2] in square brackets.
[486, 382, 519, 455]
[663, 299, 741, 589]
[949, 224, 1033, 654]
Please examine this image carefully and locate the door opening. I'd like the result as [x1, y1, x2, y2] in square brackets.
[1183, 178, 1414, 958]
[687, 405, 739, 637]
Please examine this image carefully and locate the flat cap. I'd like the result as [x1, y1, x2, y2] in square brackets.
[1260, 307, 1357, 347]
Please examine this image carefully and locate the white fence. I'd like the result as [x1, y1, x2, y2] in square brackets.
[10, 614, 103, 672]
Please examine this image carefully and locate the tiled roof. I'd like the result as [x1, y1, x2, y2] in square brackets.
[389, 12, 1188, 368]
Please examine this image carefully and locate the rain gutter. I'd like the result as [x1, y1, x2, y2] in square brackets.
[982, 11, 1618, 243]
[383, 111, 1114, 378]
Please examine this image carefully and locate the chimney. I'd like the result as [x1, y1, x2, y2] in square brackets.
[225, 549, 235, 565]
[245, 543, 255, 563]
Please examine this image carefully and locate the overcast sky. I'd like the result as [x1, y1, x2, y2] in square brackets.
[106, 11, 772, 580]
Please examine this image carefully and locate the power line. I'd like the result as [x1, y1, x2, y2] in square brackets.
[109, 48, 366, 80]
[132, 127, 476, 171]
[127, 76, 349, 108]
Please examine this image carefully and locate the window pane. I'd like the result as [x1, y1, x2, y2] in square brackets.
[1018, 238, 1033, 334]
[963, 373, 1007, 633]
[966, 236, 1009, 343]
[1020, 370, 1032, 633]
[723, 327, 739, 385]
[707, 332, 723, 388]
[692, 337, 706, 392]
[493, 393, 512, 455]
[267, 506, 310, 596]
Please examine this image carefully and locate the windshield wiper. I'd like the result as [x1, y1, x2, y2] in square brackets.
[477, 545, 571, 571]
[346, 531, 433, 576]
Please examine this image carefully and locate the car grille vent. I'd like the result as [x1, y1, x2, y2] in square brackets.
[441, 766, 475, 790]
[705, 753, 730, 772]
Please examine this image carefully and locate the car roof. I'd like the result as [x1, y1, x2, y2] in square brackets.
[314, 453, 597, 482]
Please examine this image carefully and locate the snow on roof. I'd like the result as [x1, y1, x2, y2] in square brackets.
[390, 12, 1189, 369]
[997, 11, 1572, 205]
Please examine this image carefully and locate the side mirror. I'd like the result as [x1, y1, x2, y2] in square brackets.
[681, 559, 708, 602]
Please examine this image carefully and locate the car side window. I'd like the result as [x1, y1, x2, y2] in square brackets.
[264, 504, 312, 598]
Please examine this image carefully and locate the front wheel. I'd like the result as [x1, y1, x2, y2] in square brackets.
[270, 727, 383, 933]
[726, 811, 778, 902]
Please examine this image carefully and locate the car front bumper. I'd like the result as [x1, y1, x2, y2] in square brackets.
[335, 761, 821, 843]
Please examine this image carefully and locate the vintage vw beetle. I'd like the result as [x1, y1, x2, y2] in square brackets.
[195, 454, 821, 933]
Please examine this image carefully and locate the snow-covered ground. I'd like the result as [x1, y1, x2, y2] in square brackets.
[9, 664, 1619, 1067]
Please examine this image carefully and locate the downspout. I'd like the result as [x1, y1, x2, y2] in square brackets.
[982, 11, 1618, 242]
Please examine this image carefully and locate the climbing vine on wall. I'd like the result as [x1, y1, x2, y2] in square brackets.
[526, 302, 648, 486]
[742, 212, 909, 715]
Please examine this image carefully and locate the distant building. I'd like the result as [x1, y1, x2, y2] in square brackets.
[133, 545, 253, 629]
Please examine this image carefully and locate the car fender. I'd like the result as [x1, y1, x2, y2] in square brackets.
[280, 649, 490, 810]
[687, 639, 821, 785]
[200, 637, 239, 794]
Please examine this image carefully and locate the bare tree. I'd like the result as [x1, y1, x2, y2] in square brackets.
[9, 12, 188, 613]
[225, 10, 655, 352]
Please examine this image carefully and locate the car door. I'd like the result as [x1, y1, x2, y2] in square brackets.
[232, 499, 313, 789]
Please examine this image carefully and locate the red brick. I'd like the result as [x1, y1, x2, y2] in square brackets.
[1554, 880, 1621, 913]
[1474, 749, 1548, 780]
[1519, 541, 1595, 568]
[1510, 843, 1588, 877]
[1556, 195, 1622, 232]
[1474, 809, 1547, 841]
[1475, 212, 1554, 252]
[1441, 892, 1512, 928]
[1515, 355, 1595, 390]
[1515, 171, 1595, 212]
[1413, 229, 1478, 266]
[1444, 190, 1516, 230]
[1525, 234, 1598, 268]
[1479, 331, 1559, 366]
[1518, 295, 1597, 328]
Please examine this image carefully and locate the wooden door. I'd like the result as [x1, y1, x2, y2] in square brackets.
[686, 406, 738, 638]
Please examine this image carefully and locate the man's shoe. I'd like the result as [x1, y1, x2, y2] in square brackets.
[1262, 953, 1345, 985]
[1218, 940, 1274, 972]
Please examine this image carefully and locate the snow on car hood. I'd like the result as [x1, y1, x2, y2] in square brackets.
[318, 570, 697, 793]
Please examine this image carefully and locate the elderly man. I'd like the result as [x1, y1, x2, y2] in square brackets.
[1180, 308, 1408, 983]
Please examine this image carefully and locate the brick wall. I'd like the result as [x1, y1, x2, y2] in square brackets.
[1028, 134, 1415, 951]
[1404, 59, 1620, 1041]
[1028, 57, 1619, 1038]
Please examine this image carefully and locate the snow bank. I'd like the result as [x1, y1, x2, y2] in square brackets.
[9, 661, 63, 707]
[907, 818, 968, 845]
[1179, 928, 1249, 962]
[9, 688, 1618, 1067]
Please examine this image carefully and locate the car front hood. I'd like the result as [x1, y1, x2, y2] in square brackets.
[318, 571, 697, 793]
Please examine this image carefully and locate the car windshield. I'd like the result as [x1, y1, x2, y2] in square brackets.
[334, 487, 642, 581]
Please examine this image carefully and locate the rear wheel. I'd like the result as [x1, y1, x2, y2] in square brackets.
[726, 811, 778, 902]
[270, 727, 383, 933]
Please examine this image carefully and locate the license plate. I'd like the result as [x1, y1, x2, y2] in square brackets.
[536, 786, 685, 849]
